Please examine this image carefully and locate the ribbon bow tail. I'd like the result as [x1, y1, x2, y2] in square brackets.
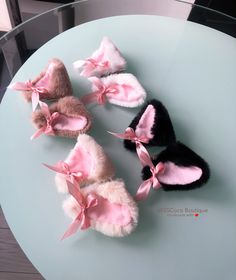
[135, 179, 153, 201]
[61, 217, 82, 240]
[31, 91, 40, 112]
[30, 126, 46, 140]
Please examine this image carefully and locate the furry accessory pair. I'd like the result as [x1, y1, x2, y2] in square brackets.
[74, 37, 147, 107]
[109, 99, 210, 201]
[44, 134, 138, 239]
[9, 58, 72, 111]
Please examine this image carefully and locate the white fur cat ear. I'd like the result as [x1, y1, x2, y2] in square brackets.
[62, 180, 138, 239]
[44, 134, 115, 193]
[73, 37, 126, 77]
[81, 74, 146, 107]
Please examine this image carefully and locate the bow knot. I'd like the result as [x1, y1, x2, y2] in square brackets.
[75, 194, 98, 230]
[135, 143, 165, 201]
[9, 80, 48, 111]
[31, 102, 60, 140]
[96, 83, 118, 105]
[108, 127, 150, 145]
[61, 181, 98, 240]
[86, 58, 109, 69]
[124, 127, 150, 144]
[81, 77, 125, 105]
[43, 161, 85, 186]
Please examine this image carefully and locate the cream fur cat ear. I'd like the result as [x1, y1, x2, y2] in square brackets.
[44, 134, 115, 193]
[62, 180, 138, 239]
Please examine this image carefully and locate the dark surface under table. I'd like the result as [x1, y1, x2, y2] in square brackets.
[0, 207, 44, 280]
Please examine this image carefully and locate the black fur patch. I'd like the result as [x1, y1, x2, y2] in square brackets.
[142, 141, 210, 191]
[124, 99, 176, 151]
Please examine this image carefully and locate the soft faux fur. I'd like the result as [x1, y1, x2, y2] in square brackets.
[142, 141, 210, 191]
[32, 96, 92, 138]
[55, 134, 115, 193]
[124, 99, 176, 151]
[63, 180, 138, 237]
[23, 58, 72, 102]
[73, 37, 126, 77]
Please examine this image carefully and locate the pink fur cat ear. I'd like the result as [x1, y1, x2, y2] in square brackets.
[44, 134, 115, 193]
[31, 97, 91, 139]
[73, 37, 126, 77]
[81, 74, 146, 107]
[62, 180, 138, 239]
[8, 58, 72, 111]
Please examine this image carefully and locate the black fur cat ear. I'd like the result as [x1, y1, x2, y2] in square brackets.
[124, 99, 176, 151]
[142, 141, 210, 191]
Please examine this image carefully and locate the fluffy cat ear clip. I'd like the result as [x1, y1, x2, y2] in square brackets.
[73, 37, 126, 77]
[62, 180, 138, 239]
[31, 97, 91, 139]
[44, 134, 115, 193]
[136, 142, 210, 201]
[109, 99, 176, 151]
[81, 74, 146, 107]
[8, 58, 72, 111]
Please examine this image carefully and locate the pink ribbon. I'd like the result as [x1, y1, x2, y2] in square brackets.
[31, 101, 60, 140]
[9, 80, 48, 111]
[80, 50, 109, 77]
[43, 161, 85, 187]
[135, 142, 165, 201]
[81, 77, 120, 105]
[108, 127, 150, 145]
[61, 181, 98, 240]
[81, 58, 109, 77]
[108, 127, 163, 200]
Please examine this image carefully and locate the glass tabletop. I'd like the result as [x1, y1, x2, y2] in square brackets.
[0, 0, 236, 99]
[0, 1, 236, 280]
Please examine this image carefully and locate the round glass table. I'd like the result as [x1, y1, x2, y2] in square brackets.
[0, 1, 236, 280]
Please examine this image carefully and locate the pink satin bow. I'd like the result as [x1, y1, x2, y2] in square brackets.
[135, 142, 165, 201]
[108, 127, 163, 200]
[9, 80, 48, 111]
[31, 101, 60, 140]
[81, 58, 109, 77]
[61, 181, 98, 240]
[43, 161, 85, 187]
[81, 77, 120, 105]
[108, 127, 150, 145]
[79, 49, 109, 77]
